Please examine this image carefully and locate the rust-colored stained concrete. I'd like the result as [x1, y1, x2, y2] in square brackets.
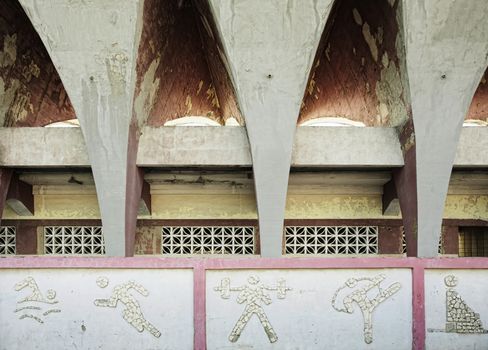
[0, 2, 74, 127]
[466, 67, 488, 121]
[299, 0, 409, 127]
[134, 0, 241, 126]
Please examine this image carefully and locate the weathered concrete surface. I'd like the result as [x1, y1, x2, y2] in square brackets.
[137, 126, 252, 166]
[209, 0, 334, 256]
[300, 0, 410, 127]
[454, 127, 488, 167]
[292, 127, 403, 167]
[0, 2, 74, 127]
[403, 0, 488, 257]
[20, 0, 145, 256]
[3, 126, 488, 168]
[0, 127, 89, 167]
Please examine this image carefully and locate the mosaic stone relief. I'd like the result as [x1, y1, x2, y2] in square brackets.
[428, 275, 487, 334]
[214, 275, 292, 343]
[332, 274, 401, 344]
[94, 277, 161, 338]
[14, 276, 61, 324]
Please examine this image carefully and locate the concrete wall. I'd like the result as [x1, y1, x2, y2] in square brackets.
[425, 270, 488, 350]
[3, 126, 488, 168]
[207, 269, 411, 349]
[0, 268, 194, 350]
[1, 258, 488, 349]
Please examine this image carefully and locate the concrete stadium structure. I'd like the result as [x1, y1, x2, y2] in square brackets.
[0, 0, 488, 349]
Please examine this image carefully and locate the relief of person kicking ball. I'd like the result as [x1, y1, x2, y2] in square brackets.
[94, 276, 161, 338]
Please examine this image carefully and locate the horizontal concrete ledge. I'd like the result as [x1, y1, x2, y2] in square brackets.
[138, 126, 252, 166]
[454, 128, 488, 167]
[1, 126, 486, 168]
[0, 127, 90, 167]
[292, 127, 403, 167]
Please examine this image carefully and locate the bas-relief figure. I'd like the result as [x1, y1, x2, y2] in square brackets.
[332, 274, 401, 344]
[428, 275, 487, 334]
[214, 275, 291, 343]
[94, 276, 161, 338]
[13, 276, 61, 324]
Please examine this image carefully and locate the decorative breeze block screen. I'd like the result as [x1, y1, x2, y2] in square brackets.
[161, 226, 256, 255]
[0, 226, 16, 255]
[44, 226, 105, 255]
[284, 226, 378, 255]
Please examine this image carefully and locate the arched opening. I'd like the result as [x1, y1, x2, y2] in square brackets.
[298, 0, 409, 127]
[133, 0, 243, 127]
[0, 1, 75, 127]
[465, 67, 488, 126]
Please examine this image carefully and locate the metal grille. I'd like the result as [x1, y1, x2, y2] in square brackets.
[0, 226, 16, 255]
[161, 226, 256, 255]
[284, 226, 378, 255]
[459, 228, 488, 257]
[44, 226, 105, 255]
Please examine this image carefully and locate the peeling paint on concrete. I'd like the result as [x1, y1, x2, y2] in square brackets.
[206, 84, 220, 109]
[362, 22, 378, 62]
[375, 56, 407, 126]
[0, 33, 17, 68]
[133, 57, 160, 130]
[352, 8, 362, 25]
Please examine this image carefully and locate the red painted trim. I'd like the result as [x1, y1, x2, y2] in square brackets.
[412, 266, 425, 350]
[194, 263, 206, 350]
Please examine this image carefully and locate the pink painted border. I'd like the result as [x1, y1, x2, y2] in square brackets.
[3, 256, 488, 269]
[2, 256, 488, 350]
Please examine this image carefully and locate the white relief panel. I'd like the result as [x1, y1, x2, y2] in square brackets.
[425, 270, 488, 350]
[206, 269, 411, 350]
[0, 269, 193, 350]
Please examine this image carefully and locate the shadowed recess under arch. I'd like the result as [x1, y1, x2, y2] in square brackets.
[466, 66, 488, 123]
[0, 1, 75, 127]
[133, 0, 243, 128]
[299, 0, 410, 127]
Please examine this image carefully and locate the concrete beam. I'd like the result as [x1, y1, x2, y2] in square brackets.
[382, 178, 400, 216]
[0, 168, 13, 224]
[137, 126, 252, 167]
[209, 0, 334, 256]
[292, 127, 404, 167]
[403, 0, 488, 257]
[0, 127, 89, 167]
[20, 0, 145, 256]
[3, 126, 488, 168]
[6, 173, 34, 216]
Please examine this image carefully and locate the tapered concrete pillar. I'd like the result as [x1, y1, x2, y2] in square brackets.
[209, 0, 334, 256]
[20, 0, 145, 256]
[402, 0, 488, 257]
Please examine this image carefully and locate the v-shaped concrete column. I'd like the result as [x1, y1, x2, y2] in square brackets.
[209, 0, 334, 256]
[402, 0, 488, 257]
[20, 0, 145, 256]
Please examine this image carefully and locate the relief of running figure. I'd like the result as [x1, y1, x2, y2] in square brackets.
[94, 277, 161, 338]
[214, 275, 291, 343]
